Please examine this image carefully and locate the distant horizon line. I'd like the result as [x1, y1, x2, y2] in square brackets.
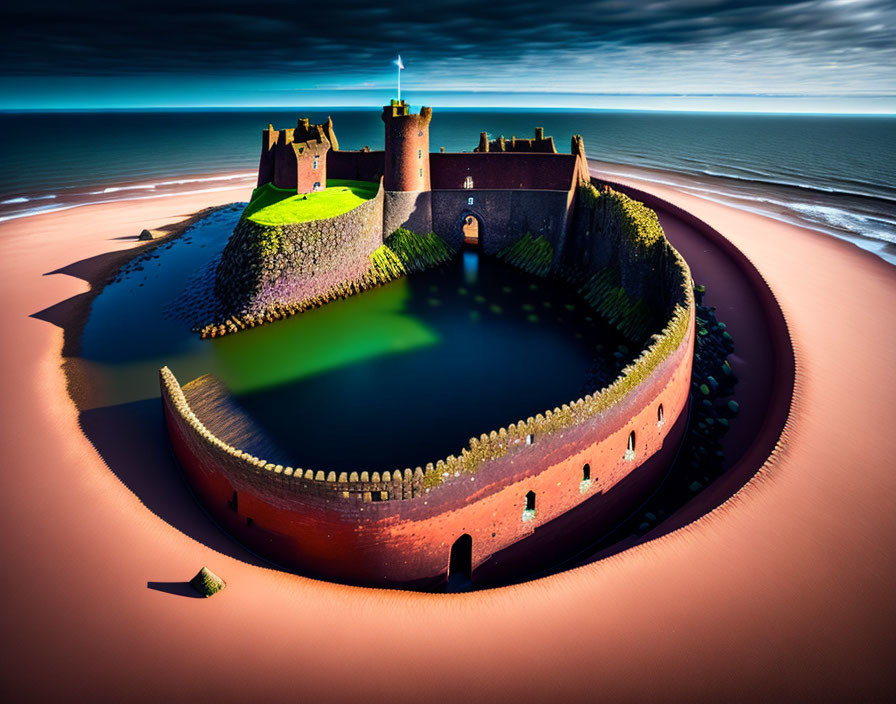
[2, 105, 894, 117]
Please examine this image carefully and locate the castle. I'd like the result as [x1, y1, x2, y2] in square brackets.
[255, 100, 590, 254]
[160, 104, 696, 589]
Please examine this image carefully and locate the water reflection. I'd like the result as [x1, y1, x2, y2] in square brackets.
[463, 249, 479, 285]
[81, 208, 627, 470]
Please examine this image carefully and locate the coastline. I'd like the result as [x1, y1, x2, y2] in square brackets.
[1, 180, 894, 700]
[0, 168, 257, 223]
[4, 157, 892, 267]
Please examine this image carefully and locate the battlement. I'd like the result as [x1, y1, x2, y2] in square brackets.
[476, 127, 557, 154]
[384, 100, 433, 123]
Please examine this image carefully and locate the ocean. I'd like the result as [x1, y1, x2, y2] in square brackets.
[1, 108, 894, 264]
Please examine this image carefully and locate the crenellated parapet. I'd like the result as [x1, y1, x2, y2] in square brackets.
[167, 188, 693, 499]
[160, 366, 437, 501]
[475, 126, 557, 153]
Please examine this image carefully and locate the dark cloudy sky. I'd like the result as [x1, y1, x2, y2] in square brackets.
[1, 0, 893, 111]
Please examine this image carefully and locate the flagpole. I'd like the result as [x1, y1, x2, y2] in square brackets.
[397, 61, 401, 102]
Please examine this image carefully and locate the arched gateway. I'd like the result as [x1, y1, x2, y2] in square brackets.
[455, 210, 484, 249]
[447, 534, 473, 591]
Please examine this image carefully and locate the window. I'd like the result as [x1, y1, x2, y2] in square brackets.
[227, 490, 238, 512]
[313, 181, 321, 191]
[419, 168, 423, 177]
[522, 490, 536, 522]
[312, 156, 318, 169]
[418, 130, 423, 136]
[657, 404, 665, 426]
[525, 433, 533, 445]
[463, 176, 474, 189]
[418, 149, 422, 159]
[625, 431, 636, 461]
[580, 463, 592, 494]
[468, 197, 474, 206]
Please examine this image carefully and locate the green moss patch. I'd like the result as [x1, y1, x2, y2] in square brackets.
[580, 183, 665, 254]
[385, 228, 455, 273]
[572, 266, 655, 343]
[497, 233, 554, 277]
[189, 566, 225, 597]
[243, 180, 379, 226]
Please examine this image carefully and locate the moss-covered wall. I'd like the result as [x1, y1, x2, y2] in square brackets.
[160, 183, 696, 585]
[565, 183, 675, 309]
[207, 182, 384, 334]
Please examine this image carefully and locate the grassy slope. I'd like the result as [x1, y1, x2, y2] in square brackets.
[243, 180, 379, 225]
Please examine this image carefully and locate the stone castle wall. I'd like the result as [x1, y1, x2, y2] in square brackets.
[162, 186, 695, 585]
[161, 312, 691, 586]
[475, 127, 557, 153]
[327, 149, 385, 182]
[431, 189, 573, 257]
[213, 182, 384, 320]
[566, 183, 676, 307]
[383, 190, 433, 236]
[430, 152, 578, 191]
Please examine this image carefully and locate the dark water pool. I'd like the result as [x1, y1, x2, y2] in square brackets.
[82, 207, 626, 472]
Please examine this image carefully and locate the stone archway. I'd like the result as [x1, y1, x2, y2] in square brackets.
[462, 214, 479, 246]
[454, 209, 485, 250]
[447, 533, 473, 592]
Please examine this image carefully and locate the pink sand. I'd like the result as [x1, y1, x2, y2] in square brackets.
[0, 178, 893, 701]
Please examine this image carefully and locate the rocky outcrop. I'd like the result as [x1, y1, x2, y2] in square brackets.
[205, 182, 384, 335]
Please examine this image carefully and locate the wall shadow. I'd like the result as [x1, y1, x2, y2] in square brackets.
[79, 398, 268, 567]
[146, 581, 204, 599]
[32, 205, 271, 571]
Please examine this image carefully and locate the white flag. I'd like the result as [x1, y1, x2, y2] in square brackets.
[395, 55, 404, 70]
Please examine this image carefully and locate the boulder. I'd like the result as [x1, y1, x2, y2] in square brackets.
[189, 566, 225, 597]
[138, 229, 155, 241]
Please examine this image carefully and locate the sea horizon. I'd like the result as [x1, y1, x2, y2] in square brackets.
[4, 106, 895, 115]
[2, 107, 894, 265]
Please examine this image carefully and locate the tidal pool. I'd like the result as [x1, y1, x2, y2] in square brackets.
[82, 206, 627, 472]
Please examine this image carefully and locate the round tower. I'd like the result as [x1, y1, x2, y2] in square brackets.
[382, 100, 433, 234]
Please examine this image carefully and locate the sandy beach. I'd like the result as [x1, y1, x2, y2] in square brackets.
[1, 175, 894, 701]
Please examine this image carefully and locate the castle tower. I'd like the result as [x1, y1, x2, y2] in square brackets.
[257, 118, 333, 194]
[382, 100, 433, 234]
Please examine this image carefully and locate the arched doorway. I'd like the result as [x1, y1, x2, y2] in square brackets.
[447, 533, 473, 592]
[455, 209, 484, 250]
[462, 214, 479, 247]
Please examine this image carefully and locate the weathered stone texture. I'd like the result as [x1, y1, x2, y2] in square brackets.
[431, 189, 571, 258]
[213, 183, 384, 318]
[383, 190, 432, 236]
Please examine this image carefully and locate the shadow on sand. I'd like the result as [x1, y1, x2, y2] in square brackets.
[146, 581, 205, 598]
[31, 208, 269, 572]
[78, 398, 268, 567]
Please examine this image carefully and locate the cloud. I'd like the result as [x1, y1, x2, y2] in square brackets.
[1, 0, 893, 97]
